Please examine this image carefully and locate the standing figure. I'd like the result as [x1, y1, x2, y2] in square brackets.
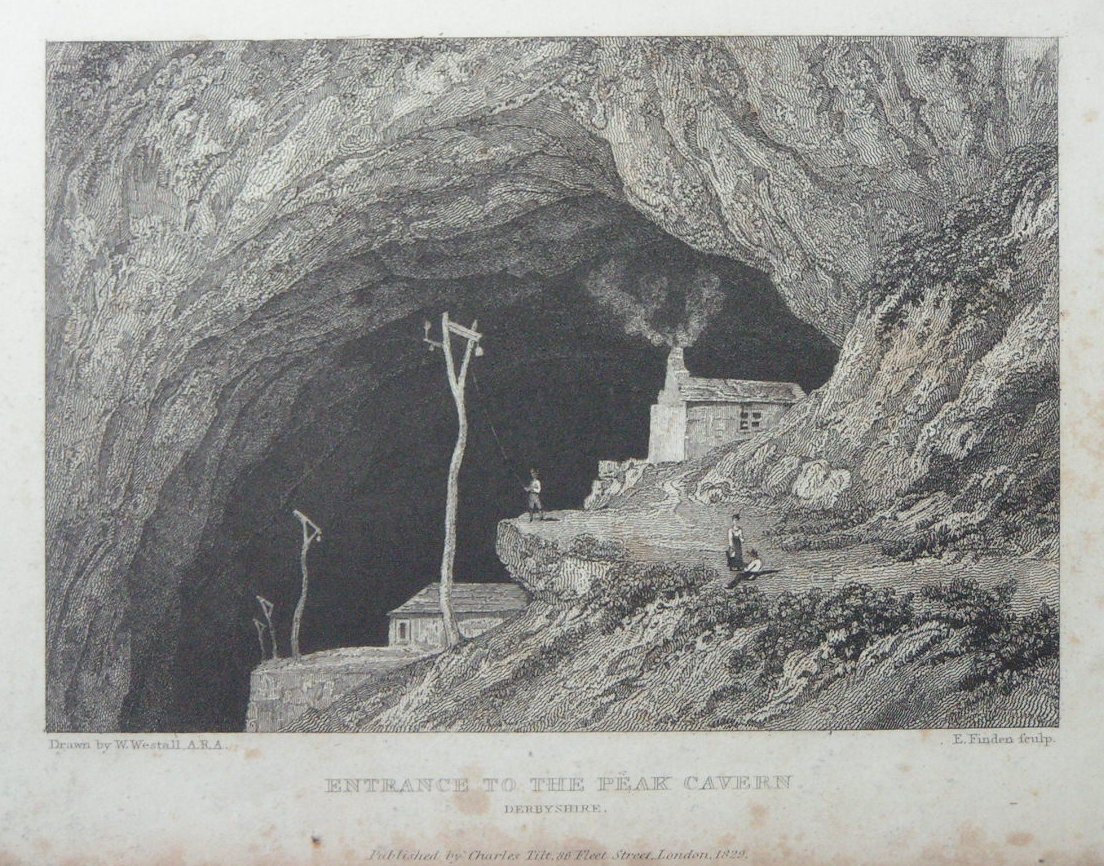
[726, 513, 744, 571]
[525, 468, 544, 521]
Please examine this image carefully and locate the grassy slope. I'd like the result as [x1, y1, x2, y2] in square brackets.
[289, 565, 1057, 732]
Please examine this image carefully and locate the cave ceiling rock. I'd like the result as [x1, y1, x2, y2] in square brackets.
[581, 37, 1056, 343]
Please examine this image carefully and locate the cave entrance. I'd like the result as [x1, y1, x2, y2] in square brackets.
[125, 227, 838, 732]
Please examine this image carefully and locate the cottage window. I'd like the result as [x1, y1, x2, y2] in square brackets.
[752, 411, 762, 420]
[398, 621, 409, 641]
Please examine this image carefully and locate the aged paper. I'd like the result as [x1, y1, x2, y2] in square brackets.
[4, 0, 1104, 863]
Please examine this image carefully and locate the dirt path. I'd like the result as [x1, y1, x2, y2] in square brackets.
[512, 498, 1058, 612]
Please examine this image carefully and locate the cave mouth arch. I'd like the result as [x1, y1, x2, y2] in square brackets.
[116, 218, 838, 733]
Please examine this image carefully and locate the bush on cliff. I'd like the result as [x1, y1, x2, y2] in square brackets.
[970, 600, 1058, 692]
[878, 521, 975, 561]
[917, 577, 1059, 692]
[755, 583, 915, 682]
[670, 584, 770, 648]
[916, 577, 1015, 645]
[736, 577, 1057, 694]
[586, 561, 716, 633]
[868, 143, 1056, 329]
[581, 564, 1055, 705]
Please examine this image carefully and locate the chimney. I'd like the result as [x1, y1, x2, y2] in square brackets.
[667, 345, 688, 380]
[658, 346, 689, 403]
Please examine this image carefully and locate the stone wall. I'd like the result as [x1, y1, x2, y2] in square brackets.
[684, 402, 788, 459]
[647, 403, 686, 462]
[584, 459, 651, 510]
[245, 646, 425, 732]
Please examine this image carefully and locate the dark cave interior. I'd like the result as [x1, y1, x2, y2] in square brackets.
[118, 230, 839, 733]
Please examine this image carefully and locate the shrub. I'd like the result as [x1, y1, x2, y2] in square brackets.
[771, 505, 872, 537]
[815, 583, 915, 661]
[769, 505, 872, 553]
[512, 626, 585, 683]
[917, 577, 1015, 651]
[879, 522, 976, 561]
[978, 601, 1059, 692]
[703, 682, 749, 714]
[755, 589, 825, 680]
[779, 531, 862, 553]
[755, 583, 914, 681]
[671, 584, 770, 647]
[916, 577, 1059, 691]
[866, 144, 1055, 332]
[586, 561, 716, 633]
[725, 648, 754, 675]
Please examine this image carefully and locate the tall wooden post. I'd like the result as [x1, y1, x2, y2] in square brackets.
[426, 313, 483, 649]
[256, 594, 278, 660]
[290, 509, 322, 658]
[252, 618, 267, 661]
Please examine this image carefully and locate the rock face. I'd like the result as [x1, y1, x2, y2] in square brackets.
[46, 38, 1057, 731]
[688, 144, 1058, 558]
[583, 459, 652, 510]
[496, 521, 626, 598]
[584, 38, 1057, 342]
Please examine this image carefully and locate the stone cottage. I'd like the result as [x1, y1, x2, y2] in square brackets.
[387, 582, 530, 650]
[647, 347, 805, 462]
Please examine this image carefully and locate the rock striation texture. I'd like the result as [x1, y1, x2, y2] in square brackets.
[46, 38, 1057, 731]
[686, 144, 1058, 558]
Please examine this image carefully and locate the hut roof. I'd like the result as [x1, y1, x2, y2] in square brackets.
[679, 377, 805, 404]
[388, 582, 531, 617]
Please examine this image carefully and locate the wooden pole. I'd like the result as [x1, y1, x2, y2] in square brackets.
[256, 595, 278, 659]
[253, 618, 267, 661]
[435, 313, 481, 649]
[290, 509, 322, 659]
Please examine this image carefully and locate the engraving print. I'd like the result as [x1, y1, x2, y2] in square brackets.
[45, 37, 1058, 733]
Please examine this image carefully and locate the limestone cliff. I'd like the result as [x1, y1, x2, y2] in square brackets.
[678, 144, 1058, 559]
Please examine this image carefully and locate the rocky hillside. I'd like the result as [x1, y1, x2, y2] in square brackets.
[46, 38, 1057, 731]
[673, 144, 1058, 560]
[289, 558, 1057, 732]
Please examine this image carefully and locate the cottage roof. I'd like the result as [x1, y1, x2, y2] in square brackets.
[388, 582, 531, 617]
[679, 377, 805, 404]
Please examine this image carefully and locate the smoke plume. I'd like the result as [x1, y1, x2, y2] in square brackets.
[584, 257, 724, 348]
